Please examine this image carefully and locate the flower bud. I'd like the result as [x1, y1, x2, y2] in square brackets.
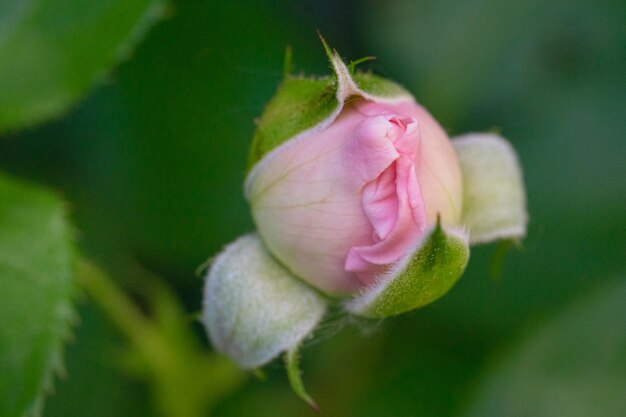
[202, 234, 326, 369]
[246, 64, 462, 295]
[202, 43, 528, 402]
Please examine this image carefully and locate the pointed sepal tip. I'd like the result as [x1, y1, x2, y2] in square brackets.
[345, 221, 470, 318]
[285, 346, 319, 413]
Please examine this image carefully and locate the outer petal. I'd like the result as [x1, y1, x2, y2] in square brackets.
[344, 114, 427, 286]
[202, 234, 326, 369]
[452, 133, 527, 245]
[345, 221, 469, 318]
[249, 102, 428, 294]
[247, 103, 375, 294]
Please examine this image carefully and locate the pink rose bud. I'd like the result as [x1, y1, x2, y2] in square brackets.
[203, 41, 527, 397]
[246, 98, 462, 294]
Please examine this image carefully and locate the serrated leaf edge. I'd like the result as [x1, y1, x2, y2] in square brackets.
[21, 199, 79, 417]
[0, 0, 169, 135]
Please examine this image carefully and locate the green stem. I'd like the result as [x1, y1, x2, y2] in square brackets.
[76, 260, 153, 344]
[75, 259, 245, 417]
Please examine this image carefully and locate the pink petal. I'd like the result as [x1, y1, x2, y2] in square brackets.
[344, 112, 427, 286]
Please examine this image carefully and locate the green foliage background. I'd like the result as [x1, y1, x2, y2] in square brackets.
[0, 0, 624, 416]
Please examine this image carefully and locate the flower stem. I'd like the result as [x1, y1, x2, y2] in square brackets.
[76, 259, 245, 417]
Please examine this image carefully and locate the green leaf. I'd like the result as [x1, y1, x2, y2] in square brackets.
[345, 221, 470, 318]
[0, 0, 166, 133]
[202, 234, 327, 369]
[453, 133, 527, 245]
[463, 278, 626, 417]
[43, 304, 154, 417]
[0, 173, 75, 417]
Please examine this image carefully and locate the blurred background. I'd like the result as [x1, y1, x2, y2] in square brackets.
[1, 0, 624, 416]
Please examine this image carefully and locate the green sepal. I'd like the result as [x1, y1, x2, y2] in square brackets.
[284, 345, 319, 412]
[352, 72, 409, 99]
[246, 44, 412, 171]
[202, 234, 326, 369]
[452, 133, 527, 245]
[247, 76, 338, 170]
[345, 220, 470, 318]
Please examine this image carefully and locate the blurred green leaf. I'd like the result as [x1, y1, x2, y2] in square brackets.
[0, 173, 75, 417]
[463, 279, 626, 417]
[44, 303, 153, 417]
[0, 0, 166, 132]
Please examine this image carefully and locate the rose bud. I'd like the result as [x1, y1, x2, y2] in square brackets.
[246, 84, 463, 296]
[202, 234, 326, 369]
[202, 40, 527, 396]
